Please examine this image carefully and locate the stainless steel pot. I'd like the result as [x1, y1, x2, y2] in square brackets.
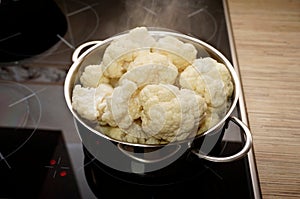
[64, 29, 252, 171]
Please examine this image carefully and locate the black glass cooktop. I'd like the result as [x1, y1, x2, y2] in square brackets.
[0, 0, 68, 62]
[0, 127, 254, 199]
[0, 0, 261, 198]
[0, 128, 80, 198]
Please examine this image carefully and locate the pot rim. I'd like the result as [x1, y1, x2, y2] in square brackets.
[64, 29, 240, 148]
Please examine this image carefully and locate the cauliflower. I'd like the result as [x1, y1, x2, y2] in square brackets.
[101, 27, 156, 79]
[71, 27, 234, 145]
[139, 84, 207, 142]
[101, 79, 147, 139]
[180, 57, 233, 108]
[108, 79, 138, 129]
[128, 89, 141, 120]
[154, 36, 197, 72]
[119, 52, 178, 87]
[97, 125, 160, 144]
[80, 64, 110, 88]
[178, 88, 207, 138]
[100, 97, 117, 127]
[127, 51, 172, 71]
[72, 83, 113, 121]
[145, 137, 161, 145]
[198, 108, 220, 134]
[97, 126, 125, 141]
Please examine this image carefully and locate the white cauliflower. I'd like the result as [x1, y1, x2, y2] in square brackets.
[72, 83, 113, 121]
[198, 108, 220, 135]
[154, 36, 197, 72]
[101, 27, 156, 79]
[145, 137, 161, 145]
[80, 64, 110, 88]
[119, 52, 178, 87]
[96, 126, 125, 141]
[178, 88, 207, 138]
[180, 57, 233, 108]
[100, 97, 117, 127]
[127, 51, 172, 71]
[109, 79, 138, 129]
[128, 89, 141, 120]
[97, 125, 160, 144]
[71, 27, 234, 145]
[101, 79, 147, 139]
[139, 84, 207, 142]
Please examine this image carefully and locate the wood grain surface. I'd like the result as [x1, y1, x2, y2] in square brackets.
[227, 0, 300, 198]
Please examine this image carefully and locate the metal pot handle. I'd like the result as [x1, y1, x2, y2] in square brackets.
[117, 143, 181, 164]
[72, 41, 102, 62]
[191, 116, 252, 162]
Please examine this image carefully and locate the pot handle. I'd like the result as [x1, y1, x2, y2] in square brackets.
[72, 41, 102, 62]
[191, 116, 252, 162]
[117, 143, 181, 164]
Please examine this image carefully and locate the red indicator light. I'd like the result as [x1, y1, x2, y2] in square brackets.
[50, 159, 56, 165]
[60, 170, 67, 177]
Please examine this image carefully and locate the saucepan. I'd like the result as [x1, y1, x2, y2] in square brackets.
[64, 27, 252, 174]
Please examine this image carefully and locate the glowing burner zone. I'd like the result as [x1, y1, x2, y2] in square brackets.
[45, 156, 70, 178]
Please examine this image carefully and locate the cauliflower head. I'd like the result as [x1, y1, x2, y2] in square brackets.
[154, 36, 197, 72]
[100, 79, 147, 139]
[198, 108, 220, 134]
[96, 125, 161, 144]
[101, 27, 156, 79]
[119, 51, 178, 87]
[80, 64, 110, 88]
[139, 84, 207, 142]
[109, 79, 138, 129]
[100, 97, 117, 127]
[180, 57, 233, 108]
[72, 83, 113, 121]
[127, 51, 171, 70]
[96, 126, 125, 141]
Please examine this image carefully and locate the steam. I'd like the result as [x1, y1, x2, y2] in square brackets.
[121, 0, 200, 33]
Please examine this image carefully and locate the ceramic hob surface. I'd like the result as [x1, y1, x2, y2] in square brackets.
[0, 0, 232, 82]
[0, 0, 261, 198]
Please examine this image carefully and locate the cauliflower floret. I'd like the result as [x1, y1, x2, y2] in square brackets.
[102, 27, 156, 79]
[177, 89, 207, 138]
[119, 52, 178, 87]
[97, 126, 125, 141]
[154, 36, 197, 72]
[72, 84, 113, 121]
[109, 79, 138, 129]
[128, 89, 141, 120]
[198, 108, 220, 135]
[80, 64, 110, 88]
[101, 80, 145, 138]
[99, 80, 148, 139]
[197, 102, 230, 134]
[127, 51, 172, 71]
[180, 57, 233, 108]
[100, 97, 117, 127]
[139, 84, 207, 142]
[145, 137, 161, 145]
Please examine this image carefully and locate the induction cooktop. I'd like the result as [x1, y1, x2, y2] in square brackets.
[0, 127, 255, 199]
[0, 0, 261, 198]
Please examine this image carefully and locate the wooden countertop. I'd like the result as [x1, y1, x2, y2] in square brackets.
[227, 0, 300, 198]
